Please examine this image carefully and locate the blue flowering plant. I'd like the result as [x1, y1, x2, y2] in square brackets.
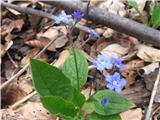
[93, 53, 126, 92]
[30, 10, 135, 120]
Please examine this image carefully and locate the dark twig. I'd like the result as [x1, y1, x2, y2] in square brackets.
[1, 2, 90, 34]
[41, 0, 160, 48]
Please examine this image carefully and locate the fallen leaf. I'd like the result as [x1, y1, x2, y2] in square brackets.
[53, 26, 68, 35]
[1, 102, 56, 120]
[125, 59, 144, 70]
[0, 41, 13, 58]
[81, 86, 95, 100]
[25, 37, 56, 52]
[121, 70, 137, 88]
[136, 44, 160, 62]
[52, 50, 69, 68]
[1, 85, 26, 107]
[15, 102, 56, 120]
[101, 43, 129, 58]
[54, 35, 68, 48]
[41, 27, 59, 41]
[139, 62, 160, 102]
[103, 28, 114, 38]
[21, 48, 40, 67]
[21, 48, 48, 67]
[1, 18, 24, 38]
[120, 108, 143, 120]
[95, 28, 105, 35]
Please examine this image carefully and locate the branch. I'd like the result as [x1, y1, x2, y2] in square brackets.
[40, 0, 160, 48]
[1, 2, 90, 33]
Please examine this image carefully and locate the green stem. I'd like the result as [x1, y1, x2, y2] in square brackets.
[71, 45, 80, 90]
[67, 21, 80, 90]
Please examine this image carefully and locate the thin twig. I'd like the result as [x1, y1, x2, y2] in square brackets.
[7, 52, 18, 68]
[0, 33, 62, 90]
[145, 67, 160, 120]
[1, 2, 90, 34]
[10, 91, 37, 109]
[79, 35, 92, 49]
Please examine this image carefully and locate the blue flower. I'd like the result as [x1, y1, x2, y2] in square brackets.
[93, 54, 108, 71]
[55, 11, 72, 24]
[73, 11, 84, 21]
[89, 28, 100, 38]
[105, 72, 126, 92]
[101, 97, 109, 106]
[111, 57, 125, 70]
[105, 56, 125, 70]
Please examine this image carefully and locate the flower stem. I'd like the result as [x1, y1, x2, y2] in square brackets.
[71, 45, 80, 90]
[67, 21, 80, 90]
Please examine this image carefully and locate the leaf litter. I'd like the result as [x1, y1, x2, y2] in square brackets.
[1, 0, 160, 120]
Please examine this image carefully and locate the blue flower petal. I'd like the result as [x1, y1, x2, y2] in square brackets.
[73, 11, 84, 21]
[107, 83, 115, 90]
[101, 97, 109, 106]
[115, 86, 123, 93]
[119, 78, 126, 86]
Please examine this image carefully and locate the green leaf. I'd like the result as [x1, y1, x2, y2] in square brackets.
[30, 59, 74, 100]
[72, 88, 86, 108]
[30, 59, 85, 111]
[149, 4, 160, 28]
[128, 0, 139, 11]
[88, 113, 121, 120]
[89, 90, 135, 116]
[81, 102, 95, 114]
[41, 96, 79, 118]
[62, 48, 88, 88]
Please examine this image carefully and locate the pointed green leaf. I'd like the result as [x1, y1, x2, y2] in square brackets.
[72, 88, 86, 108]
[30, 59, 74, 100]
[149, 4, 160, 28]
[90, 90, 135, 116]
[128, 0, 139, 11]
[41, 96, 79, 118]
[30, 59, 85, 110]
[62, 49, 88, 88]
[88, 113, 121, 120]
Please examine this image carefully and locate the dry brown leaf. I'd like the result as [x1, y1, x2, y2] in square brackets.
[98, 0, 126, 16]
[54, 35, 68, 48]
[41, 27, 59, 41]
[81, 86, 95, 100]
[2, 85, 27, 106]
[136, 44, 160, 62]
[95, 28, 105, 35]
[121, 70, 137, 88]
[25, 40, 44, 49]
[101, 43, 129, 58]
[25, 37, 56, 52]
[1, 102, 56, 120]
[125, 59, 144, 70]
[53, 26, 68, 35]
[16, 102, 56, 120]
[120, 108, 143, 120]
[1, 18, 24, 38]
[21, 48, 48, 67]
[53, 50, 69, 68]
[0, 41, 13, 58]
[21, 48, 40, 67]
[103, 28, 114, 38]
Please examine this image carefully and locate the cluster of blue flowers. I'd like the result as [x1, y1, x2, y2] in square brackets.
[93, 54, 126, 93]
[54, 10, 99, 38]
